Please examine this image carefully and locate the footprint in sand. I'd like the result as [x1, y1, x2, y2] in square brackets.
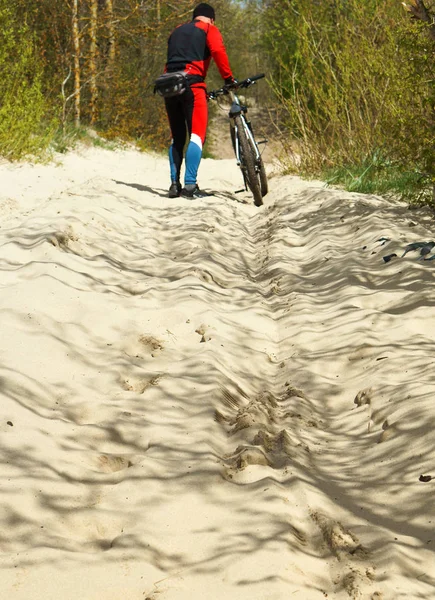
[226, 428, 310, 477]
[217, 385, 318, 482]
[226, 445, 271, 470]
[311, 511, 368, 559]
[95, 454, 133, 473]
[253, 429, 295, 463]
[48, 226, 79, 249]
[340, 567, 376, 600]
[284, 382, 308, 399]
[49, 510, 126, 553]
[138, 335, 163, 357]
[122, 334, 164, 359]
[310, 511, 379, 599]
[121, 374, 162, 394]
[223, 391, 279, 433]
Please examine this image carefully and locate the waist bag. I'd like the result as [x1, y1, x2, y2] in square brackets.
[154, 71, 187, 98]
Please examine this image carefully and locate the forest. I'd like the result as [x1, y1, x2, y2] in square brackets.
[0, 0, 434, 204]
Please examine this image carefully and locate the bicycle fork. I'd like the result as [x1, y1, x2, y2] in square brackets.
[233, 117, 261, 166]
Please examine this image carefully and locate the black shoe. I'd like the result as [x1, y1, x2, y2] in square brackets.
[168, 182, 182, 198]
[181, 184, 211, 199]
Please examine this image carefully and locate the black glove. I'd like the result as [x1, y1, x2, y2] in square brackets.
[224, 76, 238, 89]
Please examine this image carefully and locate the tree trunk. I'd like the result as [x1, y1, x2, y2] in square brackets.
[106, 0, 115, 68]
[89, 0, 98, 124]
[72, 0, 81, 127]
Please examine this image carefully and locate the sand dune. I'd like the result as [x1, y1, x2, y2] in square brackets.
[0, 145, 434, 599]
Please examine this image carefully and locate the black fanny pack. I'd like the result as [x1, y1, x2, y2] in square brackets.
[154, 71, 187, 98]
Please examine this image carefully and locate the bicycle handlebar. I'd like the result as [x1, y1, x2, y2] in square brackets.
[240, 73, 265, 86]
[208, 73, 265, 100]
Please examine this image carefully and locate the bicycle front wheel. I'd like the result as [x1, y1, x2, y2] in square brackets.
[259, 155, 268, 197]
[235, 115, 263, 207]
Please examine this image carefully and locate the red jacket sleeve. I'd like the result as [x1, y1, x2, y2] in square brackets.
[206, 25, 233, 80]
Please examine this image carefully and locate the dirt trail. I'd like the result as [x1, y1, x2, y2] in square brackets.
[0, 146, 434, 599]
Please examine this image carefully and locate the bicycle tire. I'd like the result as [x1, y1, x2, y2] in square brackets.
[259, 155, 268, 197]
[234, 115, 263, 207]
[230, 123, 236, 154]
[233, 120, 268, 198]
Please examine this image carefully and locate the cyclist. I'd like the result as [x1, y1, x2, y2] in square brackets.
[164, 2, 236, 199]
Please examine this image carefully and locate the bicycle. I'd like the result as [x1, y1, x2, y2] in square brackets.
[208, 74, 268, 207]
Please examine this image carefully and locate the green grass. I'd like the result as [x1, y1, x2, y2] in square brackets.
[51, 125, 118, 155]
[322, 152, 434, 206]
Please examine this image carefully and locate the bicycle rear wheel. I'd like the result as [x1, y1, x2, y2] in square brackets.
[234, 115, 263, 207]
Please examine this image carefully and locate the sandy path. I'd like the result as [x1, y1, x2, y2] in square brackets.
[0, 146, 434, 599]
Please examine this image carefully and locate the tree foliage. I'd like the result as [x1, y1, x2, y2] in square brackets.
[0, 1, 268, 156]
[0, 2, 54, 159]
[262, 0, 435, 202]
